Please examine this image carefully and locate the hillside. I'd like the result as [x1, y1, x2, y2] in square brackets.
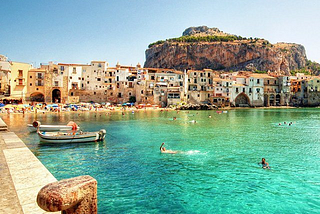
[144, 26, 309, 75]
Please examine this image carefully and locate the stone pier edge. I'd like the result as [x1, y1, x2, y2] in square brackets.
[0, 118, 59, 214]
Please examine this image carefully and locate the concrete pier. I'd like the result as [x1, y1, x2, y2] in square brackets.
[0, 126, 59, 213]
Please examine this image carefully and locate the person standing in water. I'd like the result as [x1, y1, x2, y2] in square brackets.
[259, 158, 270, 169]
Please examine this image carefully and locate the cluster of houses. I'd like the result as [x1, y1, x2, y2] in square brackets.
[0, 54, 319, 107]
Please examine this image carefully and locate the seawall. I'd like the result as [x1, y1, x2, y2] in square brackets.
[0, 117, 59, 214]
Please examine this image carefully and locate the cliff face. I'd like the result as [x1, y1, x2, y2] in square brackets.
[144, 27, 307, 75]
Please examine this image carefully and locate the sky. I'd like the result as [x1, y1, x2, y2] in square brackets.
[1, 0, 320, 67]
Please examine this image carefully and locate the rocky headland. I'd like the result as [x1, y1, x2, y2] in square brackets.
[144, 26, 316, 75]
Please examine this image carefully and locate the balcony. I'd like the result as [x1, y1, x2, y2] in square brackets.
[15, 77, 25, 86]
[36, 76, 44, 80]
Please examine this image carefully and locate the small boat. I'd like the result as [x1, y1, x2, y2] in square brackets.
[37, 129, 106, 144]
[34, 121, 106, 144]
[28, 121, 80, 132]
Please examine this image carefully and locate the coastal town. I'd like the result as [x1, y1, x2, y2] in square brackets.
[1, 54, 319, 109]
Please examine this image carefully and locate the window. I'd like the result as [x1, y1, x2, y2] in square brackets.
[87, 81, 89, 84]
[54, 81, 59, 87]
[73, 67, 76, 74]
[267, 80, 270, 84]
[208, 73, 211, 77]
[18, 70, 23, 77]
[30, 76, 32, 78]
[256, 88, 260, 93]
[30, 83, 32, 86]
[60, 72, 63, 75]
[141, 90, 143, 94]
[236, 88, 239, 93]
[70, 76, 72, 79]
[97, 78, 101, 81]
[60, 66, 64, 71]
[249, 88, 252, 93]
[98, 63, 102, 67]
[71, 92, 74, 96]
[257, 79, 260, 84]
[116, 76, 119, 81]
[94, 92, 96, 95]
[78, 77, 81, 80]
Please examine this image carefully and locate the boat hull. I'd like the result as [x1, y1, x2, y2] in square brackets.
[38, 132, 99, 144]
[28, 124, 79, 132]
[37, 129, 106, 144]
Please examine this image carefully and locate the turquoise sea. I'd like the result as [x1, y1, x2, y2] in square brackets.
[3, 108, 320, 213]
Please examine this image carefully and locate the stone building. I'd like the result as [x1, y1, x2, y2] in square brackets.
[186, 69, 214, 104]
[306, 77, 320, 106]
[0, 55, 11, 97]
[26, 68, 46, 102]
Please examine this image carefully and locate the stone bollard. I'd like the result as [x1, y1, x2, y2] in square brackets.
[37, 175, 97, 214]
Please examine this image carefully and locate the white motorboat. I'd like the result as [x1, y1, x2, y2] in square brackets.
[28, 121, 80, 132]
[37, 129, 106, 144]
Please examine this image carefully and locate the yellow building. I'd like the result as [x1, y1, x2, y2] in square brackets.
[10, 61, 32, 101]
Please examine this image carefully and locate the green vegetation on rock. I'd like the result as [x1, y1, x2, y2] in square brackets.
[148, 35, 250, 48]
[291, 60, 320, 76]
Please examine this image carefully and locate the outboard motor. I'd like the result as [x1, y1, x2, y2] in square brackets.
[98, 129, 106, 141]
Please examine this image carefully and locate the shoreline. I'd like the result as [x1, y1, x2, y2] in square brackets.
[1, 105, 318, 116]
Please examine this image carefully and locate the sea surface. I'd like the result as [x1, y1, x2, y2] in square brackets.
[2, 108, 320, 213]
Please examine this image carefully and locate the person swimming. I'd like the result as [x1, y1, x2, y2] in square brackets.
[259, 158, 270, 169]
[160, 143, 177, 154]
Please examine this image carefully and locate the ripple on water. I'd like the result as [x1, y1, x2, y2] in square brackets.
[2, 108, 320, 213]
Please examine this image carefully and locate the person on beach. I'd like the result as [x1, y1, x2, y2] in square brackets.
[160, 143, 177, 154]
[259, 158, 270, 169]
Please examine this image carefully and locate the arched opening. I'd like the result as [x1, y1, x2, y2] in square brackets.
[52, 89, 61, 103]
[30, 92, 44, 102]
[276, 94, 281, 106]
[270, 94, 275, 106]
[235, 93, 250, 107]
[264, 94, 269, 107]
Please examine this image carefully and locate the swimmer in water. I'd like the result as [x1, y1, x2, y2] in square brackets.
[278, 123, 281, 126]
[259, 158, 270, 169]
[160, 143, 177, 154]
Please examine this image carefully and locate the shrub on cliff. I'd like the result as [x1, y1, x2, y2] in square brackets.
[148, 35, 250, 48]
